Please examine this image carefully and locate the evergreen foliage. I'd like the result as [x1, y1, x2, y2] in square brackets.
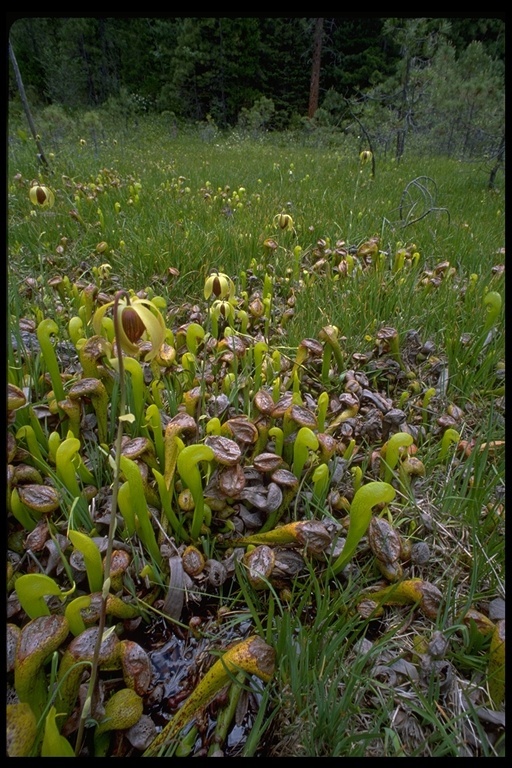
[8, 16, 505, 160]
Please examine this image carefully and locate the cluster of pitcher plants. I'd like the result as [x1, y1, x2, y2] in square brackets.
[7, 184, 504, 757]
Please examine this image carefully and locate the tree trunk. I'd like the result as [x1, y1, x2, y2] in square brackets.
[8, 40, 50, 169]
[308, 18, 324, 119]
[395, 48, 412, 163]
[488, 133, 505, 189]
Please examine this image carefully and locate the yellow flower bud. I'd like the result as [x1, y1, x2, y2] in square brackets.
[210, 299, 235, 322]
[121, 306, 146, 343]
[97, 263, 112, 280]
[274, 213, 294, 231]
[92, 294, 166, 361]
[29, 184, 55, 208]
[204, 271, 235, 301]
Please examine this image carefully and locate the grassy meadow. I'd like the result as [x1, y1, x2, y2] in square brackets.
[7, 113, 505, 757]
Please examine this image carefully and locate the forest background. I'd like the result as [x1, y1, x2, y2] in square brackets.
[7, 15, 505, 166]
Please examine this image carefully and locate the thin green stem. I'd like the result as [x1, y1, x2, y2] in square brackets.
[74, 290, 128, 756]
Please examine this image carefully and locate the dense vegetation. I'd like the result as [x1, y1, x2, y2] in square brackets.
[8, 16, 505, 161]
[6, 18, 505, 759]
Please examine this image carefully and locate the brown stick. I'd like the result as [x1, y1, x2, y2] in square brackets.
[9, 40, 50, 169]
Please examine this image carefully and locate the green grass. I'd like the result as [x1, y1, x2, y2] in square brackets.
[7, 111, 505, 757]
